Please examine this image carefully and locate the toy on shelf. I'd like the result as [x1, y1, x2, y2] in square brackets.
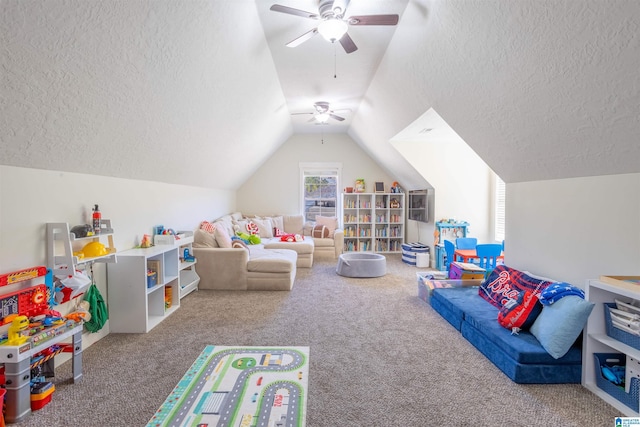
[183, 248, 195, 263]
[6, 316, 30, 346]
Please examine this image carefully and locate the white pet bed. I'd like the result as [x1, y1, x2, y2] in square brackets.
[336, 253, 387, 278]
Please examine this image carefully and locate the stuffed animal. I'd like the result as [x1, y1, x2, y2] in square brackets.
[280, 233, 304, 242]
[236, 231, 261, 245]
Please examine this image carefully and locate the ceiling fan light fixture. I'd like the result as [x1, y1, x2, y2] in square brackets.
[317, 18, 348, 42]
[315, 112, 330, 123]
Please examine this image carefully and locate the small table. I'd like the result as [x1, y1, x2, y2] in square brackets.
[454, 248, 504, 264]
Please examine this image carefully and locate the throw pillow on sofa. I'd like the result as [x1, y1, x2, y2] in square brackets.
[316, 216, 338, 234]
[312, 225, 330, 238]
[479, 265, 556, 309]
[214, 225, 233, 248]
[530, 295, 595, 359]
[194, 229, 218, 248]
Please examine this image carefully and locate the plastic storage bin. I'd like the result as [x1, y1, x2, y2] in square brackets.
[594, 352, 640, 411]
[604, 302, 640, 350]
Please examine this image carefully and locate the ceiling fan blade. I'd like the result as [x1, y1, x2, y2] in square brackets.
[270, 4, 319, 19]
[339, 32, 357, 54]
[329, 113, 345, 122]
[286, 28, 318, 47]
[291, 112, 314, 116]
[347, 14, 399, 25]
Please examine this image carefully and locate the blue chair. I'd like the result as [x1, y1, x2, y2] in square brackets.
[475, 243, 503, 270]
[443, 240, 455, 271]
[456, 237, 477, 249]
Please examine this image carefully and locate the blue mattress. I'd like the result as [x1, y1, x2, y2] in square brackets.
[431, 287, 581, 384]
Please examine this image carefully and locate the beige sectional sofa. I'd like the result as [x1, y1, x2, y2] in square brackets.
[193, 212, 344, 291]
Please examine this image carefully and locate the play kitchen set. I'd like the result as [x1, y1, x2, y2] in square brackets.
[0, 266, 87, 424]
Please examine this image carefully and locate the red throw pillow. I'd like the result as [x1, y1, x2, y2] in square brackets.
[312, 225, 329, 238]
[497, 290, 543, 331]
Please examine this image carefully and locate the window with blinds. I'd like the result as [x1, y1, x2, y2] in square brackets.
[495, 176, 506, 242]
[300, 163, 341, 222]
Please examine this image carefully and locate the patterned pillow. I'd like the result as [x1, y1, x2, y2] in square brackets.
[200, 220, 216, 234]
[497, 290, 543, 331]
[274, 227, 284, 237]
[312, 224, 330, 238]
[479, 265, 555, 309]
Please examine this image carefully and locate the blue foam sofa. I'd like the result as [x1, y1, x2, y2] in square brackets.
[430, 287, 582, 384]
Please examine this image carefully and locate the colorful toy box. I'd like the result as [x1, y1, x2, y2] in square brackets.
[401, 242, 430, 266]
[448, 262, 486, 280]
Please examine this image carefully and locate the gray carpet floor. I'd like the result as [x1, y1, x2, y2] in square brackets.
[17, 255, 619, 426]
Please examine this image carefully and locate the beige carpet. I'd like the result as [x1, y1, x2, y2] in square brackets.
[17, 255, 619, 426]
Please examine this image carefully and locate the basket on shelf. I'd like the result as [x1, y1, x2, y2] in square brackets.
[594, 352, 640, 411]
[604, 302, 640, 350]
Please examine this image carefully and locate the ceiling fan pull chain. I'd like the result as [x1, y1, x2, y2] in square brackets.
[334, 43, 337, 78]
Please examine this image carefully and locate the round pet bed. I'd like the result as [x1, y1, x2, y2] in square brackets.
[336, 253, 386, 278]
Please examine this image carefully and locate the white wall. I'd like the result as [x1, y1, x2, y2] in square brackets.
[236, 133, 395, 216]
[391, 109, 494, 259]
[506, 173, 640, 288]
[0, 165, 234, 347]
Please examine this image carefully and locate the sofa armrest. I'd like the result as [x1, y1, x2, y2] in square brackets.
[333, 228, 344, 257]
[193, 247, 249, 290]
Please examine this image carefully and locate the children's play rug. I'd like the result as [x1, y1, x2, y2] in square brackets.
[147, 345, 309, 427]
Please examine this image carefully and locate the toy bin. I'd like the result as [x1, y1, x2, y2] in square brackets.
[448, 262, 486, 280]
[603, 302, 640, 351]
[594, 353, 640, 411]
[401, 243, 429, 266]
[416, 273, 482, 303]
[147, 270, 157, 288]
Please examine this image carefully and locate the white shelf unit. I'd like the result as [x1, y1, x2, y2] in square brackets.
[342, 193, 404, 253]
[583, 278, 640, 416]
[177, 232, 200, 298]
[107, 245, 181, 333]
[46, 221, 117, 278]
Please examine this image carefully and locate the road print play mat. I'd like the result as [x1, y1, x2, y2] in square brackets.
[147, 345, 309, 427]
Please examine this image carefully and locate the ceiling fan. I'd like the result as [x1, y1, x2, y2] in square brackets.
[292, 101, 348, 124]
[270, 0, 399, 54]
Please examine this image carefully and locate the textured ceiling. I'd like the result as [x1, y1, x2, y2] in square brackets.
[1, 0, 639, 190]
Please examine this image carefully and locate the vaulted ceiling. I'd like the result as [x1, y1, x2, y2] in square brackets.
[2, 1, 639, 191]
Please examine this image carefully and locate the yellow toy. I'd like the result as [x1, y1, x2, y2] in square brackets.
[6, 315, 30, 345]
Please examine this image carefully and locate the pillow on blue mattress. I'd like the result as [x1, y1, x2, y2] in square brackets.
[497, 290, 543, 331]
[530, 295, 594, 359]
[479, 265, 555, 309]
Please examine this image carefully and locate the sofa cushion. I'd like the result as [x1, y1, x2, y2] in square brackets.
[214, 224, 233, 248]
[193, 229, 218, 248]
[479, 265, 555, 309]
[283, 215, 304, 235]
[247, 249, 296, 273]
[266, 216, 284, 233]
[530, 295, 594, 359]
[252, 218, 274, 238]
[433, 287, 582, 365]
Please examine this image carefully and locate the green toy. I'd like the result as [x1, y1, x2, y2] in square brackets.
[236, 231, 261, 245]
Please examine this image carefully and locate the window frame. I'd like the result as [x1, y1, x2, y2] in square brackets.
[299, 162, 342, 223]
